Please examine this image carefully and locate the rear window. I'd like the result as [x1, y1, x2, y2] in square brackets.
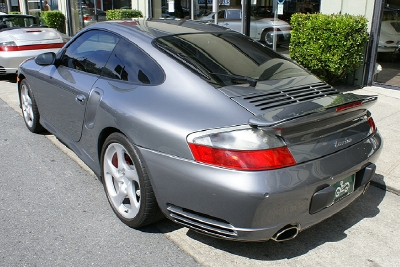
[154, 33, 308, 87]
[0, 15, 37, 28]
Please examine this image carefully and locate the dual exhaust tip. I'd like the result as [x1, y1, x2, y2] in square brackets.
[271, 224, 300, 242]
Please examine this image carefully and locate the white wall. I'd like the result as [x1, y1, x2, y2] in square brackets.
[320, 0, 376, 31]
[132, 0, 149, 17]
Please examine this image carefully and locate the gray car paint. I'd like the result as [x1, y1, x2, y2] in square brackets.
[18, 19, 382, 241]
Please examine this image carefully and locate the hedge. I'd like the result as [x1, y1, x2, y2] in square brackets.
[40, 11, 66, 32]
[289, 13, 369, 84]
[106, 9, 143, 20]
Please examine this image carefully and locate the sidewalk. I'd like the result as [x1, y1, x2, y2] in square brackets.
[0, 80, 398, 194]
[352, 85, 400, 195]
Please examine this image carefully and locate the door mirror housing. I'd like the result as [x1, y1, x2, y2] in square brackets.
[35, 52, 56, 66]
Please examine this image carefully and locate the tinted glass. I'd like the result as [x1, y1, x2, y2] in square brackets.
[102, 38, 164, 85]
[0, 15, 37, 28]
[154, 33, 308, 87]
[60, 30, 119, 75]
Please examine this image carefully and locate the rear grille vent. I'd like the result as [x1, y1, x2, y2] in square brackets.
[167, 204, 237, 239]
[239, 83, 338, 112]
[0, 67, 6, 74]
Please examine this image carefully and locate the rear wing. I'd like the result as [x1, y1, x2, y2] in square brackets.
[248, 93, 378, 128]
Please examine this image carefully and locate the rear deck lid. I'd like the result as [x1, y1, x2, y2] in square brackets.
[8, 28, 63, 43]
[224, 81, 378, 164]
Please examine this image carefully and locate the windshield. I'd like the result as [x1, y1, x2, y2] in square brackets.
[0, 15, 37, 28]
[154, 32, 308, 87]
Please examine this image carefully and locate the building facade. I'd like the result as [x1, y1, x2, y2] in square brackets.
[10, 0, 396, 87]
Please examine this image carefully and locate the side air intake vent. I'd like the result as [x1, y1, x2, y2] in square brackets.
[234, 83, 338, 114]
[167, 204, 237, 239]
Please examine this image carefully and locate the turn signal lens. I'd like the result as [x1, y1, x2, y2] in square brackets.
[187, 126, 296, 170]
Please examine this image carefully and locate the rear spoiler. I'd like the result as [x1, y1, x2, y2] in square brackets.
[248, 93, 378, 128]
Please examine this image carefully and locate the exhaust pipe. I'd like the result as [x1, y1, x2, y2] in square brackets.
[271, 224, 300, 242]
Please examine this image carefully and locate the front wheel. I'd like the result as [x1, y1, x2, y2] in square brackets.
[101, 133, 163, 228]
[265, 31, 274, 46]
[19, 79, 45, 133]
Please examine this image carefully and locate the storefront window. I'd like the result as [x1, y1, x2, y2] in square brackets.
[69, 0, 105, 35]
[374, 2, 400, 86]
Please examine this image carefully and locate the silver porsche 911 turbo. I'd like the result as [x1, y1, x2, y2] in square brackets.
[0, 14, 70, 75]
[17, 19, 382, 242]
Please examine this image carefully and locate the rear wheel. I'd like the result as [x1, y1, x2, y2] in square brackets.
[101, 133, 162, 228]
[19, 79, 45, 133]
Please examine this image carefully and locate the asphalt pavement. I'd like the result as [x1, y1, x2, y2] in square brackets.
[1, 75, 399, 266]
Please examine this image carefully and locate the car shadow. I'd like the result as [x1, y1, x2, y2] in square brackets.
[152, 174, 386, 260]
[0, 74, 17, 83]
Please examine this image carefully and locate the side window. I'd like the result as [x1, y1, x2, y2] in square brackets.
[60, 30, 120, 75]
[102, 38, 164, 85]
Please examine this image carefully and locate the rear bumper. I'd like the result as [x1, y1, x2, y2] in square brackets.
[139, 132, 382, 241]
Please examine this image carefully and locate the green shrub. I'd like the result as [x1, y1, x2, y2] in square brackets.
[106, 9, 143, 20]
[40, 10, 66, 32]
[289, 13, 369, 84]
[9, 11, 22, 14]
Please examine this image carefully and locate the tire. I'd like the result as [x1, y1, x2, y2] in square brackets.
[262, 29, 281, 47]
[264, 31, 274, 46]
[101, 133, 163, 228]
[19, 79, 45, 133]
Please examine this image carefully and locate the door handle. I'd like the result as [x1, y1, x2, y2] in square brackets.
[76, 94, 86, 104]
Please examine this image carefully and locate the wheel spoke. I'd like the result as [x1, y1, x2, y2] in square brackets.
[112, 188, 127, 207]
[126, 181, 140, 210]
[125, 168, 139, 183]
[21, 85, 34, 127]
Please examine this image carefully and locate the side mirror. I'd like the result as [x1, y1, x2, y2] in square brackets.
[35, 52, 56, 66]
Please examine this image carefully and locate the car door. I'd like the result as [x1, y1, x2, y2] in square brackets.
[33, 30, 120, 142]
[217, 10, 258, 40]
[88, 37, 165, 137]
[218, 10, 242, 33]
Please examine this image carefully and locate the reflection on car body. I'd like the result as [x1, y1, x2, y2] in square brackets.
[18, 19, 382, 242]
[378, 7, 400, 53]
[199, 8, 291, 46]
[80, 8, 107, 27]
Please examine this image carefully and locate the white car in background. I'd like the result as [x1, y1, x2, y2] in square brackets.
[199, 8, 291, 46]
[0, 14, 70, 75]
[378, 20, 400, 53]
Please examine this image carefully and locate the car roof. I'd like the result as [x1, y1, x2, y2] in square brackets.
[89, 18, 236, 39]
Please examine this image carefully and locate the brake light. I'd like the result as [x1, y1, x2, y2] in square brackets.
[336, 101, 363, 112]
[83, 15, 92, 21]
[187, 126, 296, 171]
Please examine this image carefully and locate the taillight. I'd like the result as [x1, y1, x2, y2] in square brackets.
[0, 41, 17, 52]
[83, 15, 92, 21]
[187, 126, 296, 171]
[368, 117, 376, 133]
